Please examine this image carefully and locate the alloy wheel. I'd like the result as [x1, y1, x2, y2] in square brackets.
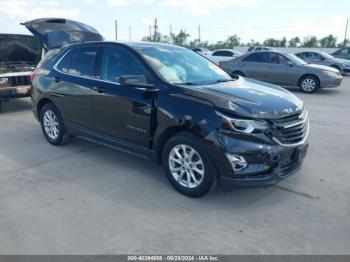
[43, 110, 60, 140]
[301, 78, 316, 92]
[168, 144, 205, 189]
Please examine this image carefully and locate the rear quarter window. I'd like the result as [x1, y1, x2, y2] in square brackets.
[56, 51, 71, 73]
[37, 48, 61, 70]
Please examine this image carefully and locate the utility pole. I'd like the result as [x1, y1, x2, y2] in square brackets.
[198, 24, 201, 46]
[148, 25, 152, 41]
[344, 18, 349, 47]
[115, 20, 118, 40]
[129, 26, 131, 41]
[153, 18, 158, 42]
[170, 25, 173, 44]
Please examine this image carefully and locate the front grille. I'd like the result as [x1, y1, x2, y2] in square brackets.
[270, 111, 309, 146]
[8, 75, 30, 86]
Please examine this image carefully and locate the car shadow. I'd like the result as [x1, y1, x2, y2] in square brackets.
[45, 137, 299, 213]
[0, 98, 32, 113]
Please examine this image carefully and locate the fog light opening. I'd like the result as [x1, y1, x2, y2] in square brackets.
[226, 154, 248, 172]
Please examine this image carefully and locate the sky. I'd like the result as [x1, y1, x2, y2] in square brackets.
[0, 0, 349, 44]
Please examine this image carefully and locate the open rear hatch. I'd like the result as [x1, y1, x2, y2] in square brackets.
[22, 18, 103, 50]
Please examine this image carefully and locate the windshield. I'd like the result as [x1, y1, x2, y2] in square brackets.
[133, 44, 231, 85]
[319, 51, 334, 59]
[285, 53, 307, 65]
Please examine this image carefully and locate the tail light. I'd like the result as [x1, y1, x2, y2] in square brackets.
[29, 70, 36, 82]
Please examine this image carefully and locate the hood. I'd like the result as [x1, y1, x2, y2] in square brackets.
[328, 57, 350, 65]
[303, 63, 339, 72]
[22, 18, 103, 50]
[0, 34, 41, 73]
[178, 77, 304, 119]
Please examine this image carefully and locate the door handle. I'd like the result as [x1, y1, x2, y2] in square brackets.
[92, 86, 106, 93]
[53, 77, 61, 83]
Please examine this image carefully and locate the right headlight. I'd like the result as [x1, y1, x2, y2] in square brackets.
[216, 111, 269, 134]
[323, 70, 339, 77]
[0, 77, 9, 85]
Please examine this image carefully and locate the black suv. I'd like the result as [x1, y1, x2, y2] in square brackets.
[26, 19, 309, 197]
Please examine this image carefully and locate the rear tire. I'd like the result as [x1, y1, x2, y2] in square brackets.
[299, 75, 320, 93]
[40, 103, 69, 146]
[162, 132, 217, 198]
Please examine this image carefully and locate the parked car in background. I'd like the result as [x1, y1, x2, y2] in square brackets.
[247, 46, 275, 52]
[332, 47, 350, 61]
[25, 18, 309, 197]
[207, 49, 242, 65]
[220, 51, 342, 93]
[295, 51, 350, 76]
[192, 47, 210, 56]
[0, 34, 41, 111]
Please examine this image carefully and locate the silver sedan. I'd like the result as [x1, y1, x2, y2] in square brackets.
[219, 51, 343, 93]
[295, 51, 350, 76]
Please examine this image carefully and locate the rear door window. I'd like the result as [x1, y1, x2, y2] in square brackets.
[67, 46, 99, 78]
[243, 53, 268, 63]
[100, 46, 146, 83]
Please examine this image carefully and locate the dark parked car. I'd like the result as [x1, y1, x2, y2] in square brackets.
[25, 18, 309, 197]
[295, 51, 350, 76]
[0, 34, 41, 111]
[332, 47, 350, 61]
[220, 51, 342, 93]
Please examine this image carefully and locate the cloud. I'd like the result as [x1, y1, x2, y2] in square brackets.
[0, 0, 80, 21]
[164, 0, 261, 15]
[107, 0, 154, 6]
[106, 0, 259, 14]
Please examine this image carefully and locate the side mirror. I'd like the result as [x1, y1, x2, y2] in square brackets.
[119, 75, 154, 88]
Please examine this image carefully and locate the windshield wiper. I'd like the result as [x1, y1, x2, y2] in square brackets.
[215, 79, 236, 83]
[173, 82, 196, 85]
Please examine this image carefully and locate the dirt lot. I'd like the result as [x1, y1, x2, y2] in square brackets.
[0, 79, 349, 254]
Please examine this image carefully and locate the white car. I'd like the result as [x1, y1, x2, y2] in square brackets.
[208, 49, 242, 65]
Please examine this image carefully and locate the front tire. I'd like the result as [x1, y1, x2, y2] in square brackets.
[162, 132, 217, 198]
[299, 75, 320, 93]
[40, 103, 69, 146]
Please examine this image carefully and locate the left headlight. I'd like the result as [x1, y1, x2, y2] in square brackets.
[323, 70, 339, 77]
[0, 77, 9, 85]
[342, 63, 350, 68]
[216, 111, 270, 134]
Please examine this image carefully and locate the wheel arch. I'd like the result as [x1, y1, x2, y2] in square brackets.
[298, 74, 320, 86]
[231, 70, 246, 77]
[154, 126, 195, 164]
[37, 98, 54, 119]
